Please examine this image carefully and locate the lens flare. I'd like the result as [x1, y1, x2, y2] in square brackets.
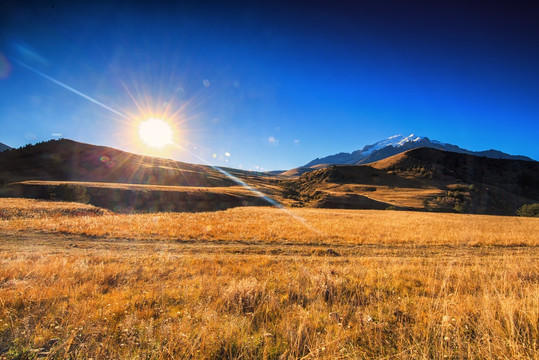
[138, 118, 173, 148]
[13, 56, 318, 235]
[0, 53, 12, 79]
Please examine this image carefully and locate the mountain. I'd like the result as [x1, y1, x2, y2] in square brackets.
[304, 134, 534, 168]
[0, 139, 244, 186]
[0, 142, 11, 152]
[287, 147, 539, 215]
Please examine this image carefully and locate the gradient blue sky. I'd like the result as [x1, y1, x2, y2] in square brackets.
[1, 0, 538, 170]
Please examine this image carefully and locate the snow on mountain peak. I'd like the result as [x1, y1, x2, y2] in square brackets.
[397, 134, 424, 146]
[362, 134, 425, 156]
[304, 133, 534, 168]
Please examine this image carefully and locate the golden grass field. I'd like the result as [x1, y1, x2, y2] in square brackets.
[0, 198, 110, 220]
[1, 198, 538, 359]
[2, 199, 537, 246]
[11, 180, 264, 197]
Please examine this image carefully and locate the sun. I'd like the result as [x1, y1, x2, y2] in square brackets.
[138, 118, 173, 148]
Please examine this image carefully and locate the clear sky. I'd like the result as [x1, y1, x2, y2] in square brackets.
[1, 0, 538, 170]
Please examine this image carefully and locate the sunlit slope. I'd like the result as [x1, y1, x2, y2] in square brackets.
[0, 139, 283, 212]
[280, 163, 331, 177]
[0, 197, 109, 219]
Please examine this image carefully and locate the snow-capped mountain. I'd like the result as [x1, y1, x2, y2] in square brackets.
[360, 134, 435, 157]
[304, 134, 533, 167]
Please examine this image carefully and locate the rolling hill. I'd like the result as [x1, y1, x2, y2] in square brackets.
[0, 139, 278, 212]
[0, 139, 237, 186]
[0, 139, 536, 215]
[283, 147, 539, 215]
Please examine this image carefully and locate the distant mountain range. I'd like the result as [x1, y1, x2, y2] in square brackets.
[0, 142, 11, 152]
[304, 134, 534, 167]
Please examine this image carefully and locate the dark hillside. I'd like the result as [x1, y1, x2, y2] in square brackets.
[285, 148, 539, 215]
[0, 139, 236, 187]
[371, 147, 539, 200]
[1, 141, 537, 215]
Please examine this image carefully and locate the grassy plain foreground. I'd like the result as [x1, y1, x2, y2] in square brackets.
[0, 198, 538, 359]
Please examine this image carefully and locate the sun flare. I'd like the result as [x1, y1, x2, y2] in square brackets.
[138, 118, 173, 148]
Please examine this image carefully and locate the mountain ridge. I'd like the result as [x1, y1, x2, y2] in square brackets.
[0, 139, 249, 187]
[289, 146, 539, 215]
[0, 139, 537, 215]
[304, 134, 534, 168]
[0, 142, 11, 152]
[0, 139, 276, 212]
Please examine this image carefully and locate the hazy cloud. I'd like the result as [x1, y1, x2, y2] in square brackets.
[268, 136, 279, 145]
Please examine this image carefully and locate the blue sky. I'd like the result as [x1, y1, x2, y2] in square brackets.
[1, 0, 538, 170]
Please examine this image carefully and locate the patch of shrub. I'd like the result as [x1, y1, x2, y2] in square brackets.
[48, 184, 90, 203]
[453, 184, 476, 192]
[516, 203, 539, 217]
[282, 181, 300, 200]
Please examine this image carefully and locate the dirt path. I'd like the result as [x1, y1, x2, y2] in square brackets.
[1, 230, 537, 259]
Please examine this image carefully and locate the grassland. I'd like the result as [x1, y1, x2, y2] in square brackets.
[1, 198, 538, 359]
[6, 181, 273, 213]
[11, 181, 261, 195]
[2, 200, 537, 246]
[0, 198, 109, 220]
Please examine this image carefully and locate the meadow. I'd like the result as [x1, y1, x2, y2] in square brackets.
[1, 198, 538, 359]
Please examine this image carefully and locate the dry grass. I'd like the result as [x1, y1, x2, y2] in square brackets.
[314, 183, 445, 209]
[1, 199, 537, 246]
[0, 198, 538, 359]
[1, 240, 538, 359]
[356, 186, 443, 209]
[12, 181, 258, 196]
[0, 198, 109, 220]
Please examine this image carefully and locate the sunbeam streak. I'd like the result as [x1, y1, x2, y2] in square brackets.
[173, 142, 282, 208]
[171, 142, 321, 235]
[11, 58, 129, 120]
